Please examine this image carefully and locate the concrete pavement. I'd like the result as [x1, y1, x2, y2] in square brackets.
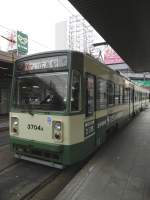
[55, 108, 150, 200]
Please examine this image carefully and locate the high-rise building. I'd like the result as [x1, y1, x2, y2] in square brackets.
[55, 21, 68, 50]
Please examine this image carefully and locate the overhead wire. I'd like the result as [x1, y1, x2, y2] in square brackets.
[57, 0, 89, 28]
[0, 24, 50, 50]
[57, 0, 75, 16]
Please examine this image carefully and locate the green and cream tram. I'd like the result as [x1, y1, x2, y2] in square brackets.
[9, 50, 149, 168]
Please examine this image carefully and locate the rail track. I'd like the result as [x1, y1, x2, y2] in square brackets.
[0, 130, 10, 146]
[0, 130, 84, 200]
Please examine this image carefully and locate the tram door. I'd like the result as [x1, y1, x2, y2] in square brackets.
[85, 73, 96, 144]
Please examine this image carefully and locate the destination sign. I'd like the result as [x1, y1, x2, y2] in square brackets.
[17, 55, 68, 73]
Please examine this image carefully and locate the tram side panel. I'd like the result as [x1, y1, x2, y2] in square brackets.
[84, 56, 131, 147]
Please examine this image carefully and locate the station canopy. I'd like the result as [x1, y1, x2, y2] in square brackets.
[68, 0, 150, 73]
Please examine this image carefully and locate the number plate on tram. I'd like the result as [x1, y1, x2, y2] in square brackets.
[27, 124, 43, 131]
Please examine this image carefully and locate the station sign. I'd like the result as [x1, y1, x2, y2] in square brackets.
[134, 80, 150, 87]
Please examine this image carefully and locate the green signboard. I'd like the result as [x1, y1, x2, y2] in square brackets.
[134, 80, 150, 87]
[17, 31, 28, 55]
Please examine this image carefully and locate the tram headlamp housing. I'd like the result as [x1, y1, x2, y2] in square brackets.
[11, 117, 19, 134]
[52, 121, 63, 142]
[54, 121, 61, 131]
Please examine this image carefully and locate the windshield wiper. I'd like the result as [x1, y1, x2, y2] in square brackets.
[24, 104, 34, 116]
[28, 109, 34, 116]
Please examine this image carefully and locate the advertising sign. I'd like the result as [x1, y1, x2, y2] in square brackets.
[17, 31, 28, 55]
[103, 46, 124, 64]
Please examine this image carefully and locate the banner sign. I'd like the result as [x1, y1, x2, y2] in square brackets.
[103, 46, 124, 64]
[17, 31, 28, 55]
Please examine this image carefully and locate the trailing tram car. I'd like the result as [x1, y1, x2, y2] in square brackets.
[9, 50, 149, 168]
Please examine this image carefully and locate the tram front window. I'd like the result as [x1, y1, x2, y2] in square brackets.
[13, 72, 68, 111]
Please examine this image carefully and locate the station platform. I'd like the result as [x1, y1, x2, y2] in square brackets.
[55, 107, 150, 200]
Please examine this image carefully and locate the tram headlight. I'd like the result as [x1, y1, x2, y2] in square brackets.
[54, 121, 61, 131]
[11, 117, 19, 134]
[52, 121, 63, 142]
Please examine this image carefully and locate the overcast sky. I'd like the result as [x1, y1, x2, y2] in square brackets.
[0, 0, 104, 54]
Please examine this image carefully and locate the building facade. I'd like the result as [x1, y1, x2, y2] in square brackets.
[0, 50, 16, 115]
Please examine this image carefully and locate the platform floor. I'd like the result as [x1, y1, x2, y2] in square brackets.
[55, 108, 150, 200]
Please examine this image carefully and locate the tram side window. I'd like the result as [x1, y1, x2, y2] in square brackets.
[140, 92, 142, 102]
[96, 78, 107, 110]
[137, 92, 140, 102]
[115, 84, 120, 105]
[86, 74, 95, 116]
[71, 70, 81, 112]
[142, 93, 144, 101]
[145, 93, 148, 101]
[134, 91, 138, 102]
[134, 91, 136, 102]
[138, 92, 140, 102]
[132, 89, 135, 103]
[129, 88, 132, 103]
[147, 93, 150, 102]
[122, 87, 125, 103]
[0, 89, 1, 103]
[143, 93, 146, 101]
[124, 88, 129, 103]
[107, 81, 115, 106]
[120, 86, 123, 104]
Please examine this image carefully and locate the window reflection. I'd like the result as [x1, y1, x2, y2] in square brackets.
[14, 72, 68, 111]
[71, 70, 81, 112]
[86, 74, 95, 116]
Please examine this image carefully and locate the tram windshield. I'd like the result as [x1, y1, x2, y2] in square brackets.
[13, 72, 68, 111]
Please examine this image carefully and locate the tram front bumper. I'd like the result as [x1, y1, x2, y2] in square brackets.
[10, 136, 63, 164]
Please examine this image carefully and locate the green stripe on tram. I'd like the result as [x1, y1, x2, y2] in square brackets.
[10, 134, 96, 165]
